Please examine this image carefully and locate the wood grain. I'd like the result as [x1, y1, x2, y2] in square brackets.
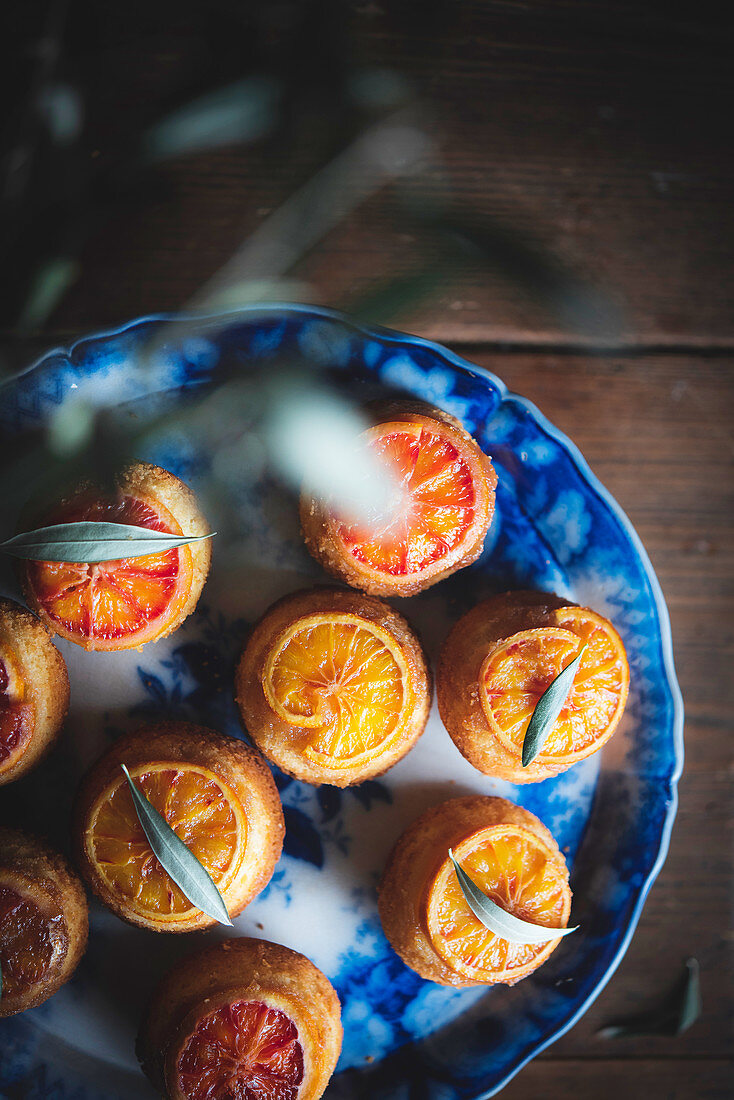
[501, 1059, 733, 1100]
[29, 0, 733, 347]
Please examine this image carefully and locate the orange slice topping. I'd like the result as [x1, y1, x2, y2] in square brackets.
[0, 885, 65, 998]
[25, 493, 193, 650]
[85, 764, 246, 923]
[0, 651, 33, 771]
[177, 999, 304, 1100]
[338, 422, 478, 577]
[262, 612, 411, 770]
[480, 607, 629, 765]
[425, 825, 571, 983]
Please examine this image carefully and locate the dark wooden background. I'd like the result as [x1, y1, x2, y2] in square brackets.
[3, 2, 733, 1097]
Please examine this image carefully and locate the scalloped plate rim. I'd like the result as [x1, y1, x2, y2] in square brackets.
[5, 303, 684, 1099]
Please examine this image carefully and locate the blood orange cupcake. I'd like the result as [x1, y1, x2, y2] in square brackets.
[437, 590, 630, 783]
[0, 598, 69, 786]
[73, 722, 283, 932]
[19, 462, 211, 651]
[300, 402, 497, 596]
[0, 828, 88, 1017]
[378, 796, 572, 987]
[235, 587, 431, 786]
[137, 937, 342, 1100]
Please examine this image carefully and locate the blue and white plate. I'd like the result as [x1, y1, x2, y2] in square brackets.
[0, 306, 683, 1099]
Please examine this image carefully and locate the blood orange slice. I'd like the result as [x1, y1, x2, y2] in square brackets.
[425, 823, 571, 984]
[21, 464, 210, 651]
[0, 650, 33, 774]
[24, 494, 190, 650]
[0, 884, 65, 1000]
[176, 999, 304, 1100]
[480, 607, 629, 766]
[301, 407, 496, 596]
[0, 829, 88, 1017]
[138, 937, 342, 1099]
[341, 422, 477, 574]
[263, 612, 411, 772]
[84, 763, 247, 926]
[0, 598, 69, 787]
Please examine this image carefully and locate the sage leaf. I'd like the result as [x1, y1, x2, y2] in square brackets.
[0, 522, 214, 563]
[597, 958, 701, 1039]
[449, 849, 577, 945]
[121, 764, 232, 927]
[522, 644, 586, 767]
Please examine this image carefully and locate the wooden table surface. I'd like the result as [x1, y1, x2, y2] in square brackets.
[6, 2, 733, 1097]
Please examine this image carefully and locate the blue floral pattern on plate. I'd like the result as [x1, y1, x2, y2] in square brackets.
[0, 306, 683, 1099]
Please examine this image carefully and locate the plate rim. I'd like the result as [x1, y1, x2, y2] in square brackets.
[9, 303, 684, 1098]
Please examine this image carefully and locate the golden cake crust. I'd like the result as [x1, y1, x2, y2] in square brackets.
[378, 795, 570, 987]
[300, 400, 497, 597]
[0, 827, 88, 1016]
[0, 598, 69, 785]
[137, 936, 343, 1100]
[72, 721, 284, 931]
[235, 586, 432, 786]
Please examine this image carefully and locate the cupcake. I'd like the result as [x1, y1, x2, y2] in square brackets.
[138, 937, 342, 1100]
[301, 401, 496, 596]
[20, 462, 211, 651]
[236, 587, 431, 786]
[0, 828, 88, 1016]
[73, 722, 283, 931]
[379, 795, 572, 986]
[0, 597, 69, 785]
[437, 591, 629, 782]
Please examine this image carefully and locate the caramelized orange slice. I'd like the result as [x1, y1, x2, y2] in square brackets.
[263, 612, 410, 770]
[24, 492, 193, 651]
[176, 999, 304, 1100]
[85, 764, 247, 925]
[0, 885, 65, 1000]
[0, 650, 33, 771]
[237, 587, 430, 788]
[480, 607, 629, 766]
[301, 406, 496, 597]
[425, 824, 571, 983]
[340, 422, 478, 576]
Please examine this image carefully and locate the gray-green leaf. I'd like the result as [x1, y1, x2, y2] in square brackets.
[597, 958, 701, 1039]
[449, 849, 577, 945]
[0, 522, 214, 563]
[521, 643, 586, 767]
[121, 765, 232, 927]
